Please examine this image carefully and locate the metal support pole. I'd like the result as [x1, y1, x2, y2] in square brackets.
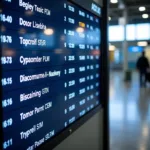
[122, 9, 131, 81]
[123, 9, 128, 72]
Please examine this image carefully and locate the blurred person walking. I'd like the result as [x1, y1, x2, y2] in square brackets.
[136, 51, 149, 87]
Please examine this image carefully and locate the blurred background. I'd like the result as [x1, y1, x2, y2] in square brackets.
[109, 0, 150, 70]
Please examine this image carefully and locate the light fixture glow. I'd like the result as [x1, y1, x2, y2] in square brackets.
[76, 27, 84, 33]
[110, 0, 118, 4]
[142, 14, 149, 19]
[139, 6, 146, 11]
[19, 28, 26, 34]
[109, 17, 111, 21]
[137, 41, 148, 47]
[25, 10, 34, 16]
[109, 45, 116, 51]
[44, 29, 54, 35]
[79, 22, 85, 28]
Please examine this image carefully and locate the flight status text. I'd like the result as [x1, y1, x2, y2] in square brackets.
[1, 0, 101, 150]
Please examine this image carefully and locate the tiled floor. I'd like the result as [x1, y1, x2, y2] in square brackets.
[110, 71, 150, 150]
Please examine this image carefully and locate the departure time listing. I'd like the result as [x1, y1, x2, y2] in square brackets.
[1, 0, 101, 150]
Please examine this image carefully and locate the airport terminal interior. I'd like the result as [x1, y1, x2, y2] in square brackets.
[0, 0, 150, 150]
[110, 72, 150, 150]
[109, 0, 150, 149]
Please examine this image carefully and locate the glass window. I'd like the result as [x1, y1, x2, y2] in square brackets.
[109, 25, 125, 42]
[136, 23, 150, 40]
[126, 24, 136, 41]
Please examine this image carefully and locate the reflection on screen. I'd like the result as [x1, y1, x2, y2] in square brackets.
[0, 0, 101, 150]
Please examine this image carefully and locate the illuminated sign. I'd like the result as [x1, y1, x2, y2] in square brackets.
[91, 3, 101, 15]
[71, 0, 101, 17]
[128, 46, 143, 52]
[0, 0, 101, 150]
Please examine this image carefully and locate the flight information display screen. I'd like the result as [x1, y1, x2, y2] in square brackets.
[0, 0, 101, 149]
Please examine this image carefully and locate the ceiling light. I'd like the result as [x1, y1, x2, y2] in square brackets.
[110, 0, 118, 4]
[139, 6, 146, 11]
[109, 45, 116, 51]
[137, 41, 148, 47]
[142, 14, 149, 19]
[109, 17, 111, 21]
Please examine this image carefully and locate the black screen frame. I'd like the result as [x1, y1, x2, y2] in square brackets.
[0, 0, 109, 150]
[0, 0, 4, 149]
